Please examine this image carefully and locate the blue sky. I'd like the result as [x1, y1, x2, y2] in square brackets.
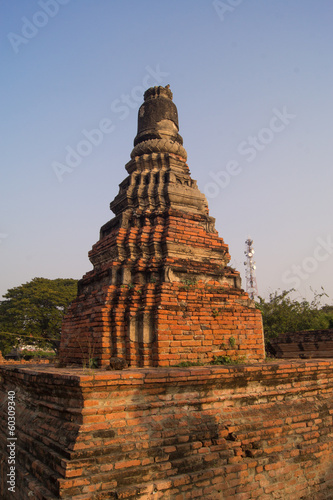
[1, 0, 333, 305]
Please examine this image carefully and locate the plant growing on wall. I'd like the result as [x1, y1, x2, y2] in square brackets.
[229, 336, 236, 348]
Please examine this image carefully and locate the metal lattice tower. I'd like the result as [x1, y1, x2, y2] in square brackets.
[244, 238, 258, 300]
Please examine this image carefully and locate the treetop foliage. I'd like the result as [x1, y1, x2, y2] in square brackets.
[256, 288, 333, 343]
[0, 277, 77, 355]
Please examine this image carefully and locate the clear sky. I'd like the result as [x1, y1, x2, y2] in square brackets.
[1, 0, 333, 305]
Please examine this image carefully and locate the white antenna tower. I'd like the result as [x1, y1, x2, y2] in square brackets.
[244, 238, 258, 300]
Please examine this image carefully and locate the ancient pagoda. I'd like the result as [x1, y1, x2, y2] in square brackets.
[59, 86, 264, 367]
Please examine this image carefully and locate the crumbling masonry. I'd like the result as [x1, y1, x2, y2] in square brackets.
[1, 87, 333, 500]
[59, 86, 265, 367]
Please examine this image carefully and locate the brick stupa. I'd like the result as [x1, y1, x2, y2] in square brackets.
[59, 86, 264, 367]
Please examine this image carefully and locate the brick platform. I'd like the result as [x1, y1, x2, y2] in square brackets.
[59, 85, 264, 368]
[268, 329, 333, 359]
[1, 361, 333, 499]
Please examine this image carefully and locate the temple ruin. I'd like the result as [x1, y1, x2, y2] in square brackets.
[59, 85, 265, 368]
[1, 86, 333, 500]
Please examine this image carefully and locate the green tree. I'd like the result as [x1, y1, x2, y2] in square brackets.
[320, 305, 333, 328]
[257, 288, 331, 343]
[0, 277, 77, 355]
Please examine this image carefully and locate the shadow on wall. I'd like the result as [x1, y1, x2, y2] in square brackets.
[107, 369, 333, 499]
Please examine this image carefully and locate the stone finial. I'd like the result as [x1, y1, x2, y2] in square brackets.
[143, 85, 173, 101]
[131, 85, 187, 160]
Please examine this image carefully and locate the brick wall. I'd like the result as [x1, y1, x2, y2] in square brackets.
[1, 361, 333, 499]
[153, 282, 264, 366]
[0, 358, 50, 365]
[268, 329, 333, 359]
[60, 277, 264, 368]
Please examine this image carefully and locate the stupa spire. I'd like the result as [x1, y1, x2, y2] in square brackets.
[59, 86, 265, 368]
[131, 85, 187, 160]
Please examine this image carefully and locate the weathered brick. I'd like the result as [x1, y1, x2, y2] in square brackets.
[57, 87, 265, 370]
[2, 349, 333, 500]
